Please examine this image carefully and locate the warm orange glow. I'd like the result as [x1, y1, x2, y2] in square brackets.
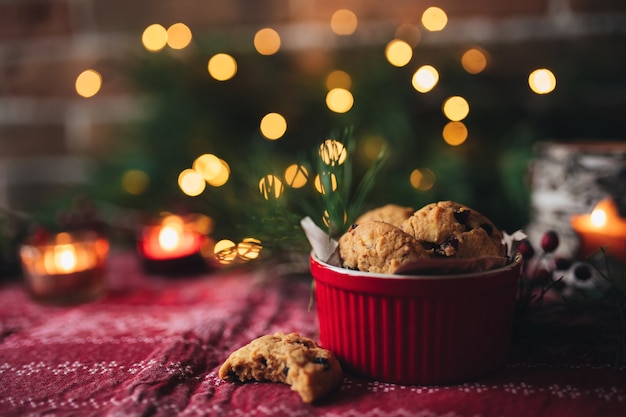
[442, 96, 470, 121]
[412, 65, 439, 93]
[319, 139, 347, 166]
[284, 164, 308, 188]
[461, 48, 488, 74]
[571, 198, 626, 259]
[385, 39, 413, 67]
[326, 70, 352, 90]
[178, 169, 206, 196]
[208, 53, 237, 81]
[442, 121, 468, 146]
[326, 88, 354, 113]
[410, 168, 435, 191]
[167, 23, 192, 49]
[259, 175, 284, 199]
[314, 173, 338, 194]
[421, 7, 448, 31]
[75, 69, 102, 98]
[254, 28, 281, 55]
[260, 113, 287, 140]
[330, 9, 358, 35]
[141, 216, 202, 259]
[529, 68, 557, 94]
[142, 24, 168, 51]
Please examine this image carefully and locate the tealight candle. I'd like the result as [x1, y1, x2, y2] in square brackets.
[570, 198, 626, 260]
[138, 214, 209, 275]
[20, 231, 109, 304]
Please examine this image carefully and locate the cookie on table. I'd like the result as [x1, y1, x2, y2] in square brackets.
[218, 332, 343, 403]
[339, 220, 430, 274]
[400, 200, 506, 258]
[355, 204, 414, 228]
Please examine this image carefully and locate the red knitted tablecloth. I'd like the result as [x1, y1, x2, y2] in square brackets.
[0, 252, 624, 417]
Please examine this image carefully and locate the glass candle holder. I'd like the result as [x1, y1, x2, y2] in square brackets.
[20, 231, 109, 304]
[137, 214, 209, 275]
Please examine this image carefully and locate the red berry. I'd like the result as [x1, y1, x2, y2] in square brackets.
[517, 239, 535, 259]
[540, 230, 559, 253]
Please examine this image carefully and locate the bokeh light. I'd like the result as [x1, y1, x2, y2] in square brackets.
[208, 53, 237, 81]
[411, 65, 439, 93]
[206, 159, 230, 187]
[122, 169, 149, 195]
[284, 164, 309, 188]
[528, 68, 557, 94]
[461, 48, 488, 74]
[442, 96, 470, 121]
[214, 239, 237, 265]
[178, 168, 206, 196]
[421, 7, 448, 31]
[326, 88, 354, 113]
[237, 237, 263, 261]
[330, 9, 358, 35]
[254, 28, 281, 55]
[193, 154, 222, 181]
[166, 23, 192, 49]
[260, 112, 287, 140]
[259, 175, 284, 199]
[142, 24, 168, 52]
[395, 23, 421, 47]
[442, 121, 468, 146]
[75, 69, 102, 98]
[385, 39, 413, 67]
[314, 173, 338, 194]
[326, 70, 352, 90]
[319, 139, 347, 166]
[410, 168, 436, 191]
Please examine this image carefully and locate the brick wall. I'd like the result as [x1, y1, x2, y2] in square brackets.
[1, 0, 625, 213]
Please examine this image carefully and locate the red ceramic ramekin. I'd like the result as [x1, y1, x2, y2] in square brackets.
[310, 254, 521, 385]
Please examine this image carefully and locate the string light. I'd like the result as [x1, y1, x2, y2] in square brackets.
[412, 65, 439, 93]
[461, 48, 488, 74]
[442, 121, 468, 146]
[254, 28, 281, 55]
[260, 113, 287, 140]
[326, 88, 354, 113]
[385, 39, 413, 67]
[410, 168, 435, 191]
[208, 53, 237, 81]
[330, 9, 358, 35]
[259, 175, 284, 199]
[314, 173, 338, 194]
[166, 23, 192, 50]
[421, 7, 448, 31]
[319, 139, 347, 166]
[178, 169, 206, 196]
[284, 164, 309, 188]
[326, 70, 352, 90]
[442, 96, 470, 121]
[528, 68, 557, 94]
[142, 24, 168, 51]
[75, 69, 102, 98]
[237, 238, 263, 261]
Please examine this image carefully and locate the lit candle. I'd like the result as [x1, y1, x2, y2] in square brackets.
[138, 214, 209, 275]
[570, 198, 626, 260]
[20, 231, 109, 304]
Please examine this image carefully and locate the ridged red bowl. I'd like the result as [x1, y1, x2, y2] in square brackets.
[310, 254, 521, 385]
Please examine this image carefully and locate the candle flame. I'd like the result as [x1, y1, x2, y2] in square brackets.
[159, 225, 181, 251]
[590, 208, 607, 228]
[55, 245, 77, 272]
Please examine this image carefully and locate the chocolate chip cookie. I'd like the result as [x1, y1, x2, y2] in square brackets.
[339, 220, 430, 274]
[218, 332, 343, 403]
[400, 200, 505, 258]
[355, 204, 414, 228]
